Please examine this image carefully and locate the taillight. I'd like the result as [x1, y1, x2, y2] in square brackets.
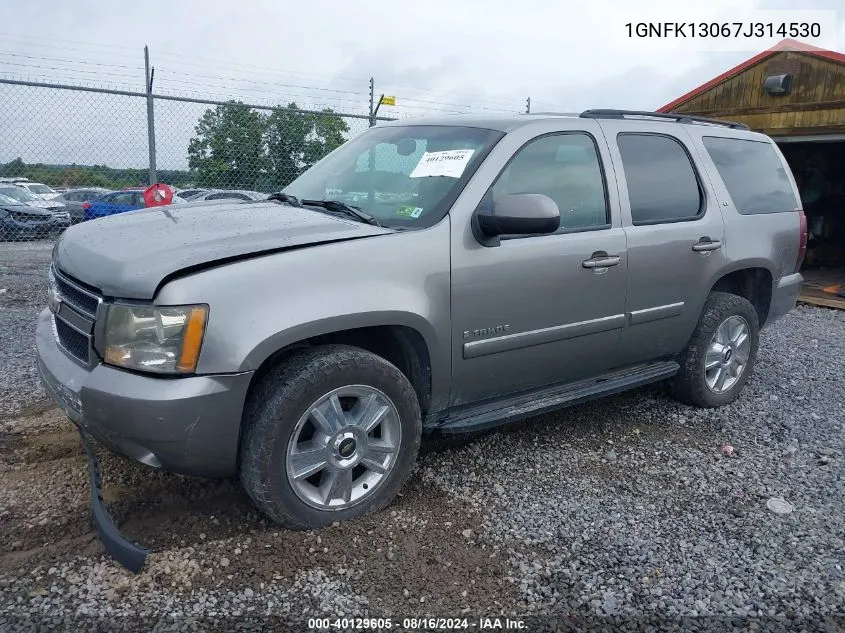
[82, 202, 91, 209]
[795, 208, 808, 273]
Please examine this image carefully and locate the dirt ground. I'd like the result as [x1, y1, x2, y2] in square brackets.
[0, 408, 519, 630]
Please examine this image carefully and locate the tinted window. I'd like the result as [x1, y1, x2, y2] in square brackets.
[108, 192, 136, 204]
[490, 133, 608, 232]
[702, 136, 798, 214]
[617, 134, 702, 224]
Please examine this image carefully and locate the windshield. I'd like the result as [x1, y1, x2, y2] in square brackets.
[283, 125, 504, 229]
[28, 184, 54, 194]
[0, 193, 22, 205]
[0, 187, 37, 203]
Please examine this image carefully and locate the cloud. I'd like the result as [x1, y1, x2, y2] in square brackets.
[0, 0, 842, 169]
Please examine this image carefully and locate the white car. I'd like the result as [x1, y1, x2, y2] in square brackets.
[11, 181, 59, 200]
[0, 186, 65, 209]
[186, 189, 269, 202]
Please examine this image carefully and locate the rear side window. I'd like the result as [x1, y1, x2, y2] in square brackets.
[702, 136, 799, 214]
[108, 192, 135, 204]
[617, 133, 703, 224]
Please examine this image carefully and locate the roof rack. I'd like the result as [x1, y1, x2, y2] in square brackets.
[526, 111, 580, 117]
[579, 109, 750, 130]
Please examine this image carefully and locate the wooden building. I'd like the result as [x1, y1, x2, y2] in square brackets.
[658, 39, 845, 309]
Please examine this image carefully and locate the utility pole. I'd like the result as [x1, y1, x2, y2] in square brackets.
[526, 96, 531, 114]
[368, 77, 376, 127]
[144, 45, 157, 185]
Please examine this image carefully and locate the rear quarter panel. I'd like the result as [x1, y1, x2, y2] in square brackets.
[684, 127, 801, 291]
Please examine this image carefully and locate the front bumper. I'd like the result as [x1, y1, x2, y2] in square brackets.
[76, 425, 150, 573]
[35, 308, 254, 477]
[767, 272, 803, 325]
[0, 219, 57, 239]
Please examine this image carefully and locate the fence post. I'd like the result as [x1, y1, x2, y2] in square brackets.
[144, 45, 158, 185]
[526, 97, 531, 114]
[368, 77, 376, 127]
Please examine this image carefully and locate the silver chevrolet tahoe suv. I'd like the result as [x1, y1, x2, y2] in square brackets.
[36, 109, 807, 571]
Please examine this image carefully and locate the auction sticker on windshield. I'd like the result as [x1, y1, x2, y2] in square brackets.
[396, 205, 424, 218]
[410, 149, 475, 179]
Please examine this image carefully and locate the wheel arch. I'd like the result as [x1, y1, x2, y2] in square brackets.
[707, 261, 775, 327]
[242, 316, 440, 425]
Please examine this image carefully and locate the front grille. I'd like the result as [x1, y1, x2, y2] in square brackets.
[9, 210, 49, 223]
[52, 266, 101, 318]
[54, 318, 89, 362]
[50, 265, 102, 364]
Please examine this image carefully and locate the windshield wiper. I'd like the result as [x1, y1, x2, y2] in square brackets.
[267, 192, 302, 207]
[301, 199, 383, 227]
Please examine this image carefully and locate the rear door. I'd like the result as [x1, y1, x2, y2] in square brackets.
[597, 120, 729, 363]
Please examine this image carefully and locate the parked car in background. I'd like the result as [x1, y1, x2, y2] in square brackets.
[176, 188, 211, 200]
[51, 188, 113, 224]
[0, 193, 68, 240]
[0, 186, 66, 210]
[186, 189, 269, 202]
[82, 188, 187, 221]
[11, 180, 59, 200]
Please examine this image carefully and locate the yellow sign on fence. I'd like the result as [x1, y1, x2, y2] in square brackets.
[380, 95, 396, 106]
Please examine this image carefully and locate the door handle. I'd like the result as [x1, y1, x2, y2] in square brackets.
[692, 239, 722, 252]
[582, 254, 621, 269]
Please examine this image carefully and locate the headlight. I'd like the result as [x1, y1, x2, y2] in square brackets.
[103, 304, 208, 374]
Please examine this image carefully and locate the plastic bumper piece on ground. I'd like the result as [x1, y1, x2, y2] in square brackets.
[75, 424, 150, 573]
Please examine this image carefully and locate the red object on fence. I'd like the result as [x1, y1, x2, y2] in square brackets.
[143, 183, 174, 208]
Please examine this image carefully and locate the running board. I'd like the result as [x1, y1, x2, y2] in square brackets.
[430, 361, 679, 434]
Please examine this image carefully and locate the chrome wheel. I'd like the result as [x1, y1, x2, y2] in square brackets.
[286, 385, 401, 511]
[705, 315, 750, 394]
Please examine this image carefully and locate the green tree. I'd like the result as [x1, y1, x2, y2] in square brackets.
[264, 104, 350, 189]
[187, 101, 351, 192]
[187, 101, 265, 189]
[0, 157, 26, 178]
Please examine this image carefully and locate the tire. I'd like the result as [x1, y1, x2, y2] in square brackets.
[669, 292, 760, 408]
[240, 344, 422, 529]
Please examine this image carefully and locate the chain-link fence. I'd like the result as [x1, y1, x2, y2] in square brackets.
[0, 77, 385, 242]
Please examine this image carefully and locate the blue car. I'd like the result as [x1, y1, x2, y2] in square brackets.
[82, 188, 188, 221]
[83, 189, 145, 221]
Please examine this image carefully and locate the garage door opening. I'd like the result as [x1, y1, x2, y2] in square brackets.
[776, 138, 845, 307]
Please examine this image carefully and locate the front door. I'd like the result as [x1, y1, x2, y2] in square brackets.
[449, 125, 628, 407]
[597, 120, 729, 363]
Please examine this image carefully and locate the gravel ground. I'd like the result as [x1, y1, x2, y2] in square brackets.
[0, 243, 843, 631]
[0, 242, 53, 419]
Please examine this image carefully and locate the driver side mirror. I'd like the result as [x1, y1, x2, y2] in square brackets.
[472, 193, 560, 247]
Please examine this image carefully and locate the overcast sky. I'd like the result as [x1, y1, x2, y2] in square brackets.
[0, 0, 842, 170]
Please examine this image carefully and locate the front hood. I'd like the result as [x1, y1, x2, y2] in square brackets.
[55, 201, 394, 299]
[1, 204, 52, 217]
